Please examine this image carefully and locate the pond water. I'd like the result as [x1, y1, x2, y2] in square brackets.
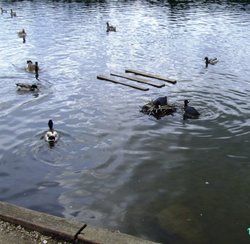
[0, 0, 250, 243]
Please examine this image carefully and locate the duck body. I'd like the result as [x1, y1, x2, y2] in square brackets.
[153, 96, 168, 108]
[10, 9, 16, 17]
[183, 100, 200, 120]
[27, 60, 39, 73]
[44, 120, 59, 145]
[106, 22, 116, 32]
[16, 83, 38, 92]
[1, 7, 7, 13]
[205, 57, 218, 67]
[45, 130, 59, 144]
[18, 29, 27, 38]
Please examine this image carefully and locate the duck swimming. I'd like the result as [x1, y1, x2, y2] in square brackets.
[1, 8, 7, 13]
[18, 29, 27, 43]
[106, 22, 116, 32]
[27, 60, 39, 73]
[153, 96, 168, 108]
[10, 9, 16, 17]
[183, 100, 200, 120]
[18, 29, 27, 38]
[204, 57, 218, 67]
[44, 120, 59, 145]
[16, 83, 38, 92]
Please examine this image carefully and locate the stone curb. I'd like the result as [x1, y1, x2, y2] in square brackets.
[0, 201, 158, 244]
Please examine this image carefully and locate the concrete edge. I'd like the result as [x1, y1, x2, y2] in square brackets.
[0, 201, 84, 242]
[0, 201, 158, 244]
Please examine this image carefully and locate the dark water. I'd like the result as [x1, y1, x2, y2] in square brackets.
[0, 0, 250, 243]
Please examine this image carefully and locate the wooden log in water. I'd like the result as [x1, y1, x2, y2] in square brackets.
[97, 75, 149, 91]
[110, 73, 165, 88]
[125, 69, 177, 84]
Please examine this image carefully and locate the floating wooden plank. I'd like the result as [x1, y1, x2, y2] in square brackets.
[110, 73, 165, 88]
[125, 69, 177, 84]
[97, 75, 149, 91]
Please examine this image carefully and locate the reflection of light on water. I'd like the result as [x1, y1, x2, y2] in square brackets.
[0, 1, 250, 243]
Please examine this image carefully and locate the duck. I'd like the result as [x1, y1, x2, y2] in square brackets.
[18, 29, 27, 43]
[16, 83, 39, 92]
[1, 7, 7, 13]
[183, 100, 200, 120]
[204, 57, 218, 67]
[10, 9, 16, 17]
[44, 120, 59, 145]
[27, 60, 39, 73]
[153, 96, 168, 108]
[106, 22, 116, 32]
[18, 29, 27, 38]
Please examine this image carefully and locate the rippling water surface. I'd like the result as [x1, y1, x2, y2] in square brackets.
[0, 0, 250, 243]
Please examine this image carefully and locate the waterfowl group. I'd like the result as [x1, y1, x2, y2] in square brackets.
[205, 57, 218, 67]
[44, 120, 59, 145]
[106, 22, 116, 32]
[142, 97, 200, 120]
[1, 6, 219, 146]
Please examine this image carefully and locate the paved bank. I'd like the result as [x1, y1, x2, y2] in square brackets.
[0, 201, 158, 244]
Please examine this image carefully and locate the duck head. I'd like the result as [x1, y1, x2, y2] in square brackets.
[48, 119, 53, 130]
[184, 99, 189, 107]
[204, 57, 209, 67]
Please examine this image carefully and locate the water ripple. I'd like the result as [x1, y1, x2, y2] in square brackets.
[1, 1, 250, 243]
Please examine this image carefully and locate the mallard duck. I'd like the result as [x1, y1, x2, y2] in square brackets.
[10, 9, 16, 17]
[183, 100, 200, 120]
[27, 60, 39, 73]
[16, 83, 38, 92]
[204, 57, 218, 67]
[106, 22, 116, 32]
[44, 120, 59, 144]
[18, 29, 27, 38]
[1, 7, 7, 13]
